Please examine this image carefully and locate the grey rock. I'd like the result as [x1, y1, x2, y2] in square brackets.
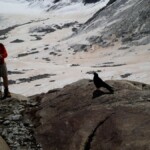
[71, 44, 91, 52]
[10, 39, 24, 43]
[3, 120, 10, 125]
[0, 97, 42, 150]
[30, 79, 150, 150]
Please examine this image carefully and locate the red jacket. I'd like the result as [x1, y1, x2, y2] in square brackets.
[0, 46, 8, 64]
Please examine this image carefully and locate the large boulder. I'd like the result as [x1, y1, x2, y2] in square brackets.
[0, 136, 10, 150]
[31, 79, 150, 150]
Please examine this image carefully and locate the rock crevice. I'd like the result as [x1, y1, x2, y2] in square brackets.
[84, 113, 114, 150]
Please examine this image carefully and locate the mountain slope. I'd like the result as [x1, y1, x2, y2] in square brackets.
[75, 0, 150, 45]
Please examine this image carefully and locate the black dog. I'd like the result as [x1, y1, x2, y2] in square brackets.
[93, 72, 114, 93]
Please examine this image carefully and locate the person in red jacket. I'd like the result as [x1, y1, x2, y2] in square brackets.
[0, 43, 11, 99]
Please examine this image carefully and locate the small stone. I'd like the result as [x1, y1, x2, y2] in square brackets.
[3, 120, 10, 125]
[11, 114, 22, 121]
[2, 129, 7, 136]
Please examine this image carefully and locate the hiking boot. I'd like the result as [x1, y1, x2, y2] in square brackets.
[1, 88, 11, 100]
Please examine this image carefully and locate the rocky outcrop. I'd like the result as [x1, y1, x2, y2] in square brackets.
[30, 79, 150, 150]
[0, 94, 42, 150]
[1, 80, 150, 150]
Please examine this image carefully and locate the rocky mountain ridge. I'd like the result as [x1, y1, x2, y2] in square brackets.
[74, 0, 150, 47]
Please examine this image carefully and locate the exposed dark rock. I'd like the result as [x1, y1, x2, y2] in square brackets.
[10, 39, 24, 43]
[102, 64, 126, 67]
[70, 64, 80, 67]
[17, 51, 39, 57]
[53, 0, 60, 3]
[44, 47, 49, 50]
[87, 36, 112, 47]
[30, 26, 55, 34]
[35, 84, 41, 87]
[92, 63, 126, 68]
[120, 73, 132, 78]
[42, 57, 51, 61]
[87, 36, 103, 43]
[22, 69, 34, 71]
[49, 52, 57, 56]
[106, 0, 117, 6]
[18, 74, 56, 83]
[31, 48, 37, 51]
[72, 27, 77, 32]
[49, 80, 55, 82]
[118, 46, 129, 50]
[8, 71, 24, 75]
[71, 44, 91, 52]
[62, 22, 78, 28]
[29, 79, 150, 150]
[53, 25, 62, 29]
[83, 0, 100, 4]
